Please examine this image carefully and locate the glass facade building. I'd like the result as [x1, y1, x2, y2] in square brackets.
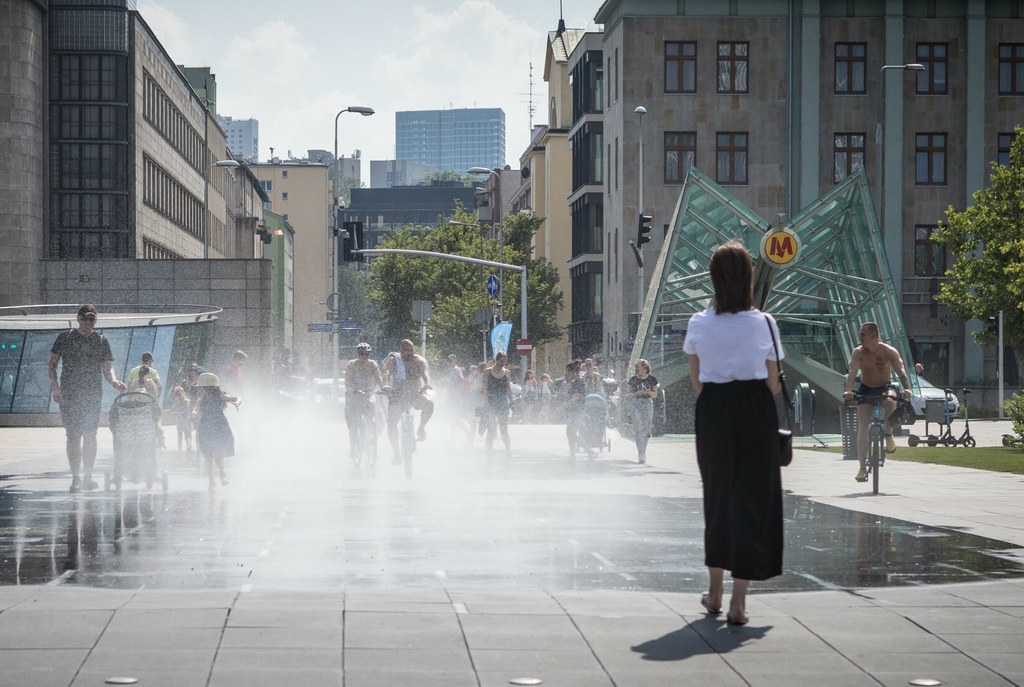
[0, 305, 218, 419]
[395, 109, 505, 173]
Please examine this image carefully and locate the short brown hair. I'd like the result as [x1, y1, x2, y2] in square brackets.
[710, 240, 753, 314]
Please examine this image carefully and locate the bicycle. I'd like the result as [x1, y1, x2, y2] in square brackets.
[847, 393, 891, 495]
[379, 386, 424, 478]
[348, 390, 378, 468]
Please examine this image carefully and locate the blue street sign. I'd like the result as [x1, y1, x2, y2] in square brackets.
[307, 323, 333, 333]
[486, 274, 500, 297]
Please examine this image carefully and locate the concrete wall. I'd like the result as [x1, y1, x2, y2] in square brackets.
[39, 259, 274, 379]
[0, 0, 46, 306]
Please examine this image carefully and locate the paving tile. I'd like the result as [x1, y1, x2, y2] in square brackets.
[0, 609, 112, 649]
[469, 646, 602, 672]
[343, 670, 479, 687]
[219, 622, 342, 649]
[0, 648, 88, 687]
[897, 605, 1024, 634]
[459, 612, 587, 651]
[343, 611, 467, 650]
[344, 647, 473, 673]
[83, 646, 216, 672]
[478, 668, 614, 686]
[72, 669, 212, 687]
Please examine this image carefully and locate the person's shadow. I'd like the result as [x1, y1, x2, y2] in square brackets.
[631, 616, 771, 661]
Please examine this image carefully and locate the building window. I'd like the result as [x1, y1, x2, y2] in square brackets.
[915, 133, 946, 185]
[998, 43, 1024, 95]
[260, 180, 273, 192]
[997, 132, 1016, 167]
[717, 42, 748, 93]
[716, 132, 748, 184]
[665, 41, 697, 93]
[282, 192, 289, 200]
[833, 133, 865, 183]
[916, 43, 947, 94]
[664, 131, 695, 183]
[834, 43, 866, 94]
[282, 170, 288, 178]
[915, 225, 945, 276]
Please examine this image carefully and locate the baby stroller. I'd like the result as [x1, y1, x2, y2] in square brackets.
[579, 393, 611, 457]
[108, 391, 166, 491]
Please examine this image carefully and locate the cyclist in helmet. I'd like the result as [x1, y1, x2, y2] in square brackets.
[345, 343, 384, 462]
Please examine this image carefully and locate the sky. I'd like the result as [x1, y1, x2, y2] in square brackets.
[138, 0, 602, 179]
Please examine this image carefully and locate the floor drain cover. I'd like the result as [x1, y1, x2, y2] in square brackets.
[909, 680, 942, 686]
[105, 679, 139, 685]
[509, 679, 542, 686]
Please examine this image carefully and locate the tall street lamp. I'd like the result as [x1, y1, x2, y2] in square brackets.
[878, 63, 924, 288]
[204, 158, 240, 259]
[633, 106, 646, 315]
[468, 167, 503, 320]
[331, 105, 374, 399]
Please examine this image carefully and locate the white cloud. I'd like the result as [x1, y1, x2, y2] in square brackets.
[137, 1, 195, 62]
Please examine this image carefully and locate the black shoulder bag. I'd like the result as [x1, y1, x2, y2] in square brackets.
[766, 316, 793, 467]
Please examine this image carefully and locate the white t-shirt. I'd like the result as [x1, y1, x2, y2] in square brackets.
[682, 307, 783, 383]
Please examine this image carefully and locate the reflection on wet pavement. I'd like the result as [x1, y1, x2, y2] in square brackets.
[1, 452, 1021, 592]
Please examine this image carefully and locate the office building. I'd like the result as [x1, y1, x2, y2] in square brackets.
[396, 108, 506, 173]
[219, 116, 260, 162]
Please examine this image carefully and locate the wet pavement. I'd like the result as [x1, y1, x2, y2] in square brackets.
[1, 419, 1022, 593]
[1, 418, 1023, 686]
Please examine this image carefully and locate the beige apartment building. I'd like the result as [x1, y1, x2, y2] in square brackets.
[249, 163, 332, 375]
[510, 21, 583, 374]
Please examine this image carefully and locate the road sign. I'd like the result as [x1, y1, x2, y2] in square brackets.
[307, 323, 333, 333]
[486, 274, 500, 297]
[516, 338, 533, 354]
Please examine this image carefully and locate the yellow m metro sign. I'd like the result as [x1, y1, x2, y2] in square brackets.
[760, 228, 800, 268]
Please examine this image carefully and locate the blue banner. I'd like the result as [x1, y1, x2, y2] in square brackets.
[490, 322, 513, 357]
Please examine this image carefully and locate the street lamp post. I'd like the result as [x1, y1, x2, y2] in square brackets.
[878, 63, 925, 285]
[331, 106, 374, 399]
[468, 167, 503, 321]
[634, 106, 646, 315]
[203, 158, 240, 259]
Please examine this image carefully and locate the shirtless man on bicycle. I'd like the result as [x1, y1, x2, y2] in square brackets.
[381, 339, 434, 464]
[842, 322, 912, 482]
[345, 342, 384, 463]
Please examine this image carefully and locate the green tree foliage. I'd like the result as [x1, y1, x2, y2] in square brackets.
[366, 205, 564, 361]
[934, 125, 1024, 373]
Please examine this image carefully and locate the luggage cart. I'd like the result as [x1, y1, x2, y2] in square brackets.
[907, 397, 951, 447]
[107, 391, 167, 491]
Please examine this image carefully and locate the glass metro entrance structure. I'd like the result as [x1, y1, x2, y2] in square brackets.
[632, 167, 919, 432]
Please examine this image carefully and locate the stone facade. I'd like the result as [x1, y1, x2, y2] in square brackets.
[0, 0, 46, 306]
[39, 259, 273, 377]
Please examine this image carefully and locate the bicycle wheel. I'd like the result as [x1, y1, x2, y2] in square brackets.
[365, 416, 378, 467]
[868, 425, 881, 495]
[401, 414, 414, 478]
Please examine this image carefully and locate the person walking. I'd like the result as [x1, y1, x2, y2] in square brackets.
[682, 240, 784, 626]
[193, 372, 240, 490]
[626, 359, 659, 464]
[522, 369, 539, 422]
[48, 304, 127, 492]
[482, 351, 514, 458]
[127, 352, 163, 400]
[563, 359, 588, 458]
[170, 386, 193, 454]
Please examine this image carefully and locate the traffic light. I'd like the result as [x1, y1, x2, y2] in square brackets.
[986, 315, 999, 336]
[341, 221, 364, 262]
[636, 212, 653, 247]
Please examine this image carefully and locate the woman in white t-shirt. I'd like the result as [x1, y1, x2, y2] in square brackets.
[682, 240, 784, 627]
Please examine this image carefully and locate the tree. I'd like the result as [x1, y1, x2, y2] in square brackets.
[365, 205, 564, 362]
[933, 125, 1024, 375]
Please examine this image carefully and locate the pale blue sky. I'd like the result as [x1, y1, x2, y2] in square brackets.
[138, 0, 601, 175]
